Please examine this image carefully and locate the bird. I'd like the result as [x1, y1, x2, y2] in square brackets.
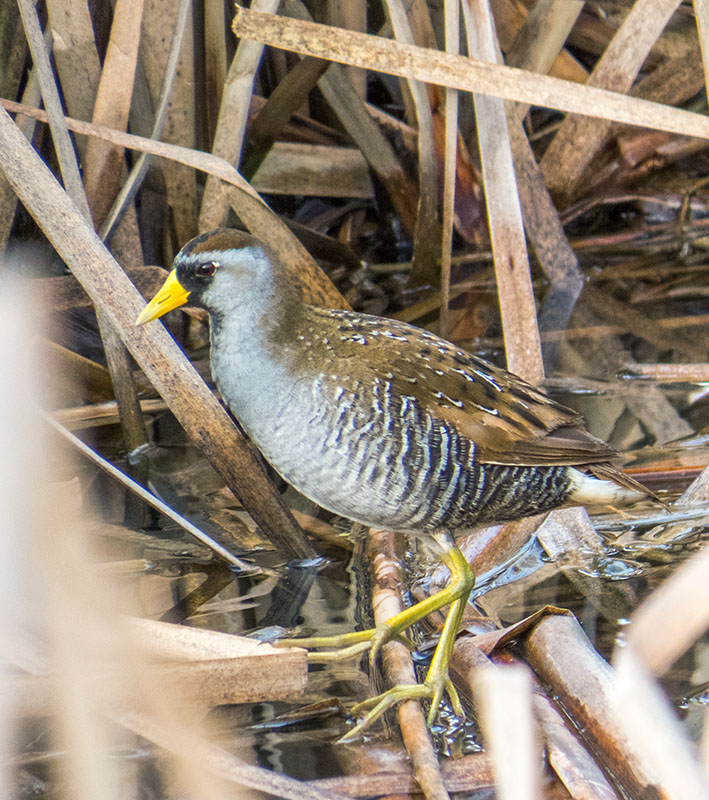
[136, 228, 654, 739]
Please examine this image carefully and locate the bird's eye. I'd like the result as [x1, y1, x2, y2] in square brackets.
[197, 261, 219, 277]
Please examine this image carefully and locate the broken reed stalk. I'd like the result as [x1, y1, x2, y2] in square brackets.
[0, 105, 314, 562]
[525, 613, 689, 798]
[0, 99, 346, 311]
[119, 711, 347, 800]
[697, 0, 709, 87]
[625, 541, 709, 677]
[384, 0, 441, 289]
[451, 623, 618, 798]
[130, 617, 308, 705]
[309, 751, 495, 796]
[19, 0, 150, 487]
[199, 0, 280, 232]
[90, 312, 150, 517]
[629, 363, 709, 382]
[17, 0, 90, 220]
[0, 49, 41, 251]
[438, 0, 459, 339]
[240, 55, 330, 181]
[281, 0, 419, 236]
[612, 540, 709, 794]
[231, 5, 709, 141]
[473, 664, 540, 800]
[461, 0, 543, 384]
[539, 0, 683, 204]
[100, 0, 191, 243]
[503, 0, 585, 373]
[8, 629, 308, 712]
[531, 689, 618, 800]
[44, 414, 258, 570]
[137, 0, 197, 250]
[82, 0, 144, 233]
[613, 646, 709, 798]
[367, 529, 451, 800]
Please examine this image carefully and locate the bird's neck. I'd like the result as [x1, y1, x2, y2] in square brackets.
[208, 277, 314, 412]
[209, 263, 304, 344]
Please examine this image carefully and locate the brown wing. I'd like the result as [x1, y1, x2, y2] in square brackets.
[334, 312, 616, 467]
[389, 348, 617, 466]
[305, 308, 619, 469]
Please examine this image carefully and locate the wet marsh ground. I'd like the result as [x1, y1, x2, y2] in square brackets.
[5, 0, 709, 797]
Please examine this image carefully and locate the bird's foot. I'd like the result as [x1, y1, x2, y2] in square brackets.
[276, 624, 416, 664]
[338, 668, 463, 743]
[278, 542, 472, 742]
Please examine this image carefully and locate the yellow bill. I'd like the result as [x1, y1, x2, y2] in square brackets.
[135, 269, 191, 325]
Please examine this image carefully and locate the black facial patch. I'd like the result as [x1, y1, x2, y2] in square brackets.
[175, 256, 220, 297]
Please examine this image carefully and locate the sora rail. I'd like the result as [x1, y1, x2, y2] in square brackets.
[137, 229, 651, 739]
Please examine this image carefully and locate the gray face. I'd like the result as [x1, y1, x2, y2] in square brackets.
[174, 243, 275, 314]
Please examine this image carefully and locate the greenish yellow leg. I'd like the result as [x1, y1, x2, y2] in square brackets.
[276, 541, 473, 740]
[277, 577, 466, 663]
[338, 545, 473, 741]
[277, 622, 417, 663]
[278, 545, 472, 662]
[423, 593, 467, 722]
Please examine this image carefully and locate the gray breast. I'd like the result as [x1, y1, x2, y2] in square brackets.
[217, 363, 573, 533]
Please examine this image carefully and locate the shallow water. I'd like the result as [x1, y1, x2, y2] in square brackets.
[70, 369, 709, 789]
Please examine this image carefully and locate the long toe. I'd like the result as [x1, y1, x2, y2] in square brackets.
[277, 624, 415, 664]
[338, 683, 432, 743]
[338, 672, 464, 743]
[426, 674, 463, 725]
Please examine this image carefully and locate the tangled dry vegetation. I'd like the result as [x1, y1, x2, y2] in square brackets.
[3, 1, 709, 799]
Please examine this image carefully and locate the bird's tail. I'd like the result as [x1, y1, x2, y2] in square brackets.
[567, 464, 663, 507]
